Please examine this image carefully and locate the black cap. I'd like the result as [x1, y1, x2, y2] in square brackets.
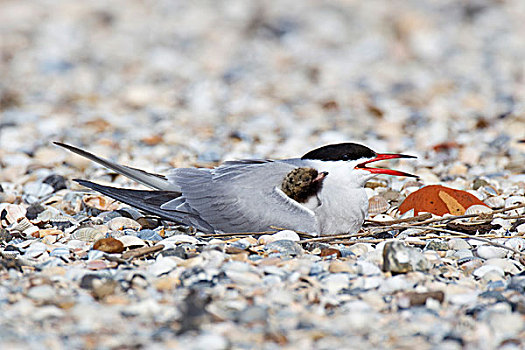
[301, 143, 376, 161]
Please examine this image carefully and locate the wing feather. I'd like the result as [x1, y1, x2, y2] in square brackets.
[163, 161, 318, 233]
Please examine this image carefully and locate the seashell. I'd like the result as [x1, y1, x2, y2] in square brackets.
[465, 205, 493, 215]
[516, 223, 525, 234]
[67, 239, 90, 250]
[50, 215, 78, 231]
[457, 256, 483, 265]
[386, 207, 400, 218]
[347, 243, 369, 256]
[505, 196, 525, 207]
[159, 235, 199, 245]
[368, 195, 390, 214]
[492, 218, 512, 230]
[109, 230, 126, 238]
[31, 206, 61, 224]
[468, 190, 485, 201]
[1, 247, 20, 259]
[483, 196, 505, 209]
[116, 235, 146, 248]
[117, 207, 144, 220]
[480, 185, 499, 197]
[24, 242, 48, 259]
[484, 258, 521, 275]
[72, 227, 106, 242]
[371, 214, 393, 221]
[83, 194, 119, 211]
[8, 217, 39, 236]
[2, 204, 27, 224]
[399, 208, 415, 219]
[0, 192, 17, 204]
[258, 230, 300, 244]
[37, 229, 63, 238]
[49, 247, 70, 258]
[13, 239, 33, 250]
[381, 190, 402, 202]
[42, 235, 58, 245]
[23, 182, 54, 199]
[505, 237, 525, 251]
[87, 249, 106, 260]
[472, 265, 504, 279]
[97, 211, 124, 223]
[401, 186, 421, 197]
[137, 229, 163, 241]
[147, 256, 178, 276]
[107, 217, 141, 231]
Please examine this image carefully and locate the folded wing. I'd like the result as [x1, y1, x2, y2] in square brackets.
[162, 160, 319, 233]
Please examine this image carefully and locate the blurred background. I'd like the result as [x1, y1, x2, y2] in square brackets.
[1, 0, 524, 179]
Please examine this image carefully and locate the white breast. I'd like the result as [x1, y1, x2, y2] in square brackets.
[304, 160, 371, 235]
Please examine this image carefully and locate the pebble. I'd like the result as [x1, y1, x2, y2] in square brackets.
[382, 241, 431, 273]
[27, 285, 57, 303]
[476, 246, 508, 259]
[93, 237, 125, 254]
[264, 240, 303, 258]
[258, 230, 300, 244]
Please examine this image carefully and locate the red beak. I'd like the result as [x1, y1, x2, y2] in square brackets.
[355, 153, 418, 178]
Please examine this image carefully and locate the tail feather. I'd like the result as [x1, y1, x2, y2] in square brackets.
[74, 179, 215, 233]
[55, 142, 179, 191]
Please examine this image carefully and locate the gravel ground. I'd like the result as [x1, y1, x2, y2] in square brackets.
[1, 0, 525, 349]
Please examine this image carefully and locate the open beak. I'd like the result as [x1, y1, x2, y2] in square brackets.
[355, 153, 418, 178]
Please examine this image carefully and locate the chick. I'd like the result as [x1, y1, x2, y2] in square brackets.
[281, 167, 328, 203]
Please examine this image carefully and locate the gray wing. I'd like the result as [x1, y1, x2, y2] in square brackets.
[161, 160, 319, 233]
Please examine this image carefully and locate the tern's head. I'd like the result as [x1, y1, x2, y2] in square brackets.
[301, 143, 417, 186]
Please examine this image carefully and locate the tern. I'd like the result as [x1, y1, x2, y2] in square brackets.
[55, 142, 416, 235]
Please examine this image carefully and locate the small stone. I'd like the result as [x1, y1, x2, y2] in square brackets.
[319, 247, 342, 258]
[91, 279, 118, 300]
[383, 241, 430, 273]
[448, 238, 471, 250]
[27, 285, 56, 303]
[398, 291, 445, 307]
[86, 260, 111, 270]
[107, 217, 141, 231]
[321, 273, 350, 294]
[356, 261, 381, 276]
[225, 270, 262, 285]
[137, 217, 160, 229]
[476, 245, 508, 259]
[264, 240, 303, 257]
[473, 265, 505, 279]
[425, 240, 449, 251]
[328, 260, 355, 273]
[43, 174, 67, 192]
[93, 237, 125, 253]
[258, 230, 300, 244]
